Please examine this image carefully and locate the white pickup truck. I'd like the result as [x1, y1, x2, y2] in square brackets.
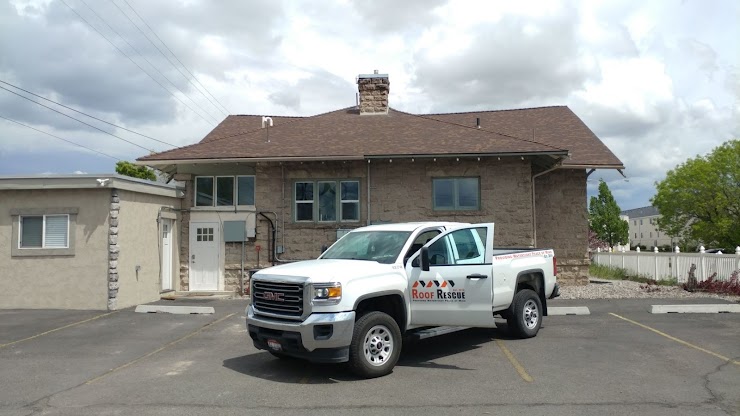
[246, 222, 559, 378]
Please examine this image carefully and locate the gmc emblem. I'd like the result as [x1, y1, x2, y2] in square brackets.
[263, 291, 285, 302]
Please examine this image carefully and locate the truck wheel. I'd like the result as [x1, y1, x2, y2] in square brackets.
[348, 311, 402, 378]
[507, 289, 542, 339]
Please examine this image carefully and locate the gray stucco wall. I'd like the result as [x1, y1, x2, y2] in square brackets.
[114, 189, 180, 309]
[0, 189, 110, 309]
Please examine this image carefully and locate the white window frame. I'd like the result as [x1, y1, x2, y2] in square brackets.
[294, 179, 361, 223]
[19, 214, 70, 249]
[11, 208, 77, 257]
[194, 175, 256, 208]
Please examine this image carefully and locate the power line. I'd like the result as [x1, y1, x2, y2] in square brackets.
[0, 84, 154, 152]
[0, 79, 177, 148]
[121, 0, 232, 115]
[59, 0, 218, 127]
[0, 114, 121, 161]
[109, 0, 228, 117]
[76, 0, 221, 125]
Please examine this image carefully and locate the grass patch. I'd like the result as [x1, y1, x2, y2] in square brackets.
[590, 263, 678, 286]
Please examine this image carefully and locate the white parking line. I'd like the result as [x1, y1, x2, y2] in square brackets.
[650, 304, 740, 314]
[548, 306, 590, 315]
[135, 305, 215, 314]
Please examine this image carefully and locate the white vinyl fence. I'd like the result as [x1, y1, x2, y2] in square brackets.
[591, 248, 740, 283]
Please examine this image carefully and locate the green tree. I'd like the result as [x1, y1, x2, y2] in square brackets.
[115, 161, 156, 181]
[651, 140, 740, 249]
[589, 179, 629, 247]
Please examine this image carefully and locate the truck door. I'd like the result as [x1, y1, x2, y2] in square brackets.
[406, 224, 495, 327]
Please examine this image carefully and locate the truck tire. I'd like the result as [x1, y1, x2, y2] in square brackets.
[507, 289, 542, 339]
[348, 311, 402, 378]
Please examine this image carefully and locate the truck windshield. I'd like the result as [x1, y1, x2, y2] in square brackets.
[321, 231, 412, 264]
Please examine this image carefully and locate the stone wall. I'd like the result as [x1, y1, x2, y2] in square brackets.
[176, 159, 590, 292]
[535, 169, 589, 284]
[357, 76, 389, 115]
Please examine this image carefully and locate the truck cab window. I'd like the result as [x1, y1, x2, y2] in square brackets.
[404, 229, 440, 264]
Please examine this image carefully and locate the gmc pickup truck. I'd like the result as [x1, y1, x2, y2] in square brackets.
[246, 222, 559, 378]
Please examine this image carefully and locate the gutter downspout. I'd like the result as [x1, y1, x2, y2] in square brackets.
[531, 160, 564, 247]
[259, 211, 290, 263]
[367, 160, 371, 226]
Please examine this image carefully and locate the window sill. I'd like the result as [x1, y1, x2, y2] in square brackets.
[12, 247, 75, 257]
[190, 206, 256, 212]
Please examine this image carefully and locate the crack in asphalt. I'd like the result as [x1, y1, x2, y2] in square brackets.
[702, 355, 740, 416]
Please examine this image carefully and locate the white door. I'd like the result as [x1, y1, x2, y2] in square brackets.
[189, 222, 219, 291]
[406, 224, 495, 327]
[161, 219, 173, 291]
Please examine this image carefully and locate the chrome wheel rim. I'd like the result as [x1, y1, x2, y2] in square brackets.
[363, 325, 393, 366]
[523, 299, 539, 329]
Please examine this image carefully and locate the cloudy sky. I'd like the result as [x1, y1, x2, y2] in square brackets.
[0, 0, 737, 210]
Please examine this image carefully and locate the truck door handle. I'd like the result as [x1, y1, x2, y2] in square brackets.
[466, 274, 487, 279]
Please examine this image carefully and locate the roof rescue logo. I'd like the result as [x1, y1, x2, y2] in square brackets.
[412, 279, 466, 302]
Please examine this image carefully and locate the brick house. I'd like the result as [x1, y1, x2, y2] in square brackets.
[137, 72, 623, 293]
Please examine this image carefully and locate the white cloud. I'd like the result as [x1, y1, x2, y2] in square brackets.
[0, 0, 737, 212]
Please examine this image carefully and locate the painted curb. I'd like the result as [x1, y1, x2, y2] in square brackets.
[548, 306, 590, 315]
[650, 304, 740, 314]
[135, 305, 215, 314]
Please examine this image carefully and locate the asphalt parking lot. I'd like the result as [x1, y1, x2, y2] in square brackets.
[1, 298, 738, 416]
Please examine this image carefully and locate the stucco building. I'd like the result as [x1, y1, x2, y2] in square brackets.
[0, 174, 182, 310]
[137, 72, 624, 292]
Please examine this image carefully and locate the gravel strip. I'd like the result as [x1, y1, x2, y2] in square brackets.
[560, 278, 740, 303]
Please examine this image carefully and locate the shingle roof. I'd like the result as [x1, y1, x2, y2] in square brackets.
[139, 105, 623, 168]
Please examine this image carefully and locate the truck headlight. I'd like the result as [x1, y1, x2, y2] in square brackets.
[312, 283, 342, 304]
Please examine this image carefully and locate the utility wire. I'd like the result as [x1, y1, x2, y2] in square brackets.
[60, 0, 217, 127]
[0, 115, 121, 161]
[0, 85, 154, 152]
[109, 0, 228, 117]
[121, 0, 232, 115]
[0, 79, 177, 148]
[76, 0, 221, 124]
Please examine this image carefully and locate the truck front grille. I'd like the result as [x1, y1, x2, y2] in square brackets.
[252, 280, 305, 318]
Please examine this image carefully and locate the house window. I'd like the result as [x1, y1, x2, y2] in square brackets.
[195, 176, 255, 207]
[640, 219, 643, 225]
[294, 180, 360, 222]
[650, 232, 652, 238]
[641, 233, 643, 238]
[633, 220, 636, 225]
[11, 208, 77, 257]
[634, 233, 637, 238]
[433, 177, 480, 210]
[20, 215, 69, 248]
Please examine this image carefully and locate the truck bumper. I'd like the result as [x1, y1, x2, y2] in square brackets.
[246, 305, 355, 363]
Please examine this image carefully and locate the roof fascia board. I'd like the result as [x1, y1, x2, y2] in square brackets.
[560, 164, 625, 169]
[365, 151, 569, 159]
[137, 151, 570, 166]
[0, 176, 183, 198]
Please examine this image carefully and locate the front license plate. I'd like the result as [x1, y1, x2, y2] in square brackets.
[267, 339, 282, 351]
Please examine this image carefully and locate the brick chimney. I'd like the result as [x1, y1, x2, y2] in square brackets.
[357, 70, 389, 115]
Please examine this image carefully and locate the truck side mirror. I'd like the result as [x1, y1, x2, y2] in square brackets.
[420, 247, 430, 271]
[320, 245, 328, 254]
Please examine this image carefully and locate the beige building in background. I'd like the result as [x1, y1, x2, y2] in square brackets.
[0, 175, 183, 310]
[621, 206, 674, 249]
[137, 72, 624, 290]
